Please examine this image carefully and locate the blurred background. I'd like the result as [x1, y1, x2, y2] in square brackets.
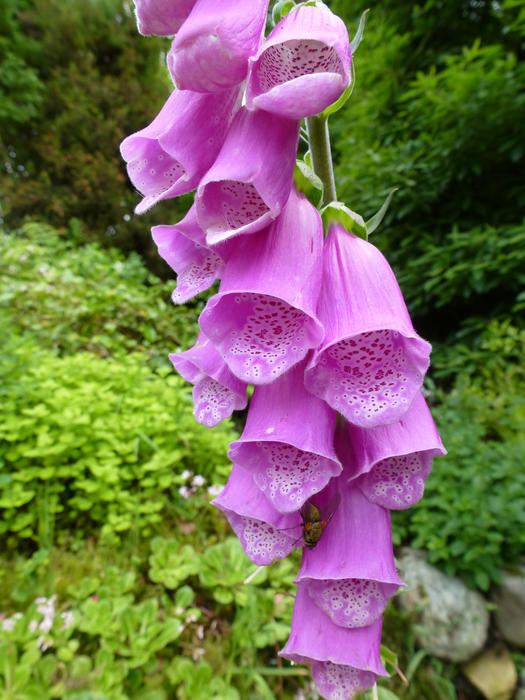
[0, 0, 524, 698]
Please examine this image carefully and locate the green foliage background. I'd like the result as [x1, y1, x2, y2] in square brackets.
[0, 0, 524, 698]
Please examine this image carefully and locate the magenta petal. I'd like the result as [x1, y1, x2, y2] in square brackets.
[120, 87, 239, 214]
[246, 5, 351, 119]
[169, 333, 247, 427]
[133, 0, 197, 36]
[213, 463, 300, 565]
[229, 361, 341, 513]
[195, 108, 299, 244]
[199, 188, 324, 384]
[296, 478, 402, 627]
[344, 392, 447, 509]
[305, 224, 431, 428]
[280, 584, 387, 679]
[168, 0, 269, 92]
[152, 208, 226, 304]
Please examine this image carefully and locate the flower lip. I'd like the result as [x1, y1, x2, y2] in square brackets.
[246, 4, 351, 119]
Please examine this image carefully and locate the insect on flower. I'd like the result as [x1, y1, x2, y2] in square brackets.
[293, 494, 341, 550]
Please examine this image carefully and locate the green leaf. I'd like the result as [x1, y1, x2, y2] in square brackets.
[365, 188, 398, 235]
[350, 9, 370, 55]
[320, 201, 368, 240]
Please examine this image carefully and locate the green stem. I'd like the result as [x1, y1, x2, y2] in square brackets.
[305, 114, 337, 207]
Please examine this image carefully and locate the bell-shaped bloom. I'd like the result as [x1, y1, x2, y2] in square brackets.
[133, 0, 197, 36]
[120, 87, 239, 214]
[246, 4, 351, 119]
[169, 333, 247, 427]
[305, 224, 431, 428]
[199, 187, 324, 384]
[213, 463, 301, 565]
[152, 207, 228, 304]
[168, 0, 269, 92]
[342, 392, 446, 510]
[280, 584, 387, 698]
[296, 470, 403, 629]
[229, 360, 341, 513]
[195, 107, 299, 244]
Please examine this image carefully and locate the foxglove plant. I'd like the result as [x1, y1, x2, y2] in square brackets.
[122, 2, 445, 697]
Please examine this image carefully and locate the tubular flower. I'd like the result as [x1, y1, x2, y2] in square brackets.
[344, 391, 447, 509]
[228, 360, 341, 513]
[305, 223, 431, 429]
[280, 584, 388, 699]
[195, 107, 299, 244]
[132, 0, 197, 36]
[169, 332, 247, 427]
[246, 4, 351, 119]
[213, 463, 301, 565]
[151, 207, 227, 305]
[198, 187, 324, 384]
[168, 0, 269, 92]
[296, 460, 403, 629]
[120, 87, 239, 214]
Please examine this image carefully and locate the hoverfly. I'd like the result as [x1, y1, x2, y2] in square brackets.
[289, 494, 340, 550]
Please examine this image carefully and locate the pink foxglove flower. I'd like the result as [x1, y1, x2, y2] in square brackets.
[280, 584, 387, 698]
[199, 187, 324, 384]
[152, 207, 227, 304]
[296, 470, 403, 629]
[120, 87, 239, 214]
[305, 223, 431, 428]
[169, 333, 247, 427]
[133, 0, 197, 36]
[344, 392, 447, 509]
[246, 4, 351, 119]
[229, 360, 341, 513]
[213, 463, 300, 565]
[196, 107, 299, 244]
[168, 0, 269, 92]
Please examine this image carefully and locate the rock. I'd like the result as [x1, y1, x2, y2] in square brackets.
[462, 644, 517, 700]
[396, 548, 489, 662]
[492, 563, 525, 647]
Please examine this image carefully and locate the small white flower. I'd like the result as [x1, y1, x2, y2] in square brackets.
[207, 484, 223, 497]
[60, 610, 74, 630]
[29, 620, 39, 633]
[192, 475, 206, 488]
[178, 486, 190, 499]
[180, 470, 192, 480]
[2, 618, 15, 631]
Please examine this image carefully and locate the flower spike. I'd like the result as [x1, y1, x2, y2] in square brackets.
[305, 223, 431, 428]
[168, 0, 269, 93]
[120, 87, 239, 214]
[246, 4, 351, 119]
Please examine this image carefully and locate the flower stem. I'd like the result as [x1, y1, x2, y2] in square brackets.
[305, 114, 337, 207]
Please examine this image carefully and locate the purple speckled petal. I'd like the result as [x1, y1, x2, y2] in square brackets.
[213, 463, 301, 565]
[229, 360, 341, 513]
[168, 0, 269, 92]
[152, 207, 227, 304]
[342, 392, 447, 509]
[169, 332, 247, 427]
[199, 187, 324, 383]
[133, 0, 196, 36]
[305, 223, 431, 428]
[120, 87, 239, 214]
[246, 5, 351, 119]
[296, 474, 402, 628]
[280, 584, 387, 696]
[195, 107, 299, 244]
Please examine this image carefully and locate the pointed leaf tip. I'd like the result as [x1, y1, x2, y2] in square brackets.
[366, 188, 399, 235]
[350, 9, 370, 54]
